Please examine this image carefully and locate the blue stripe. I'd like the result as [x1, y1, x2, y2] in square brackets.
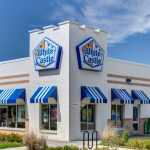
[112, 89, 133, 104]
[30, 87, 43, 103]
[37, 87, 49, 103]
[95, 87, 107, 103]
[0, 90, 3, 95]
[43, 86, 56, 103]
[82, 86, 95, 100]
[0, 89, 25, 104]
[132, 90, 150, 104]
[30, 86, 57, 103]
[81, 86, 107, 103]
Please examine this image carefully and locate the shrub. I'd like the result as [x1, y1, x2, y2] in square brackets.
[23, 130, 47, 150]
[0, 132, 22, 143]
[44, 145, 82, 150]
[43, 145, 117, 150]
[113, 138, 125, 146]
[100, 125, 117, 145]
[126, 138, 150, 149]
[122, 130, 129, 142]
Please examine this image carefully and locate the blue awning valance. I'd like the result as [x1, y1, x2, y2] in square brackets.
[81, 86, 107, 103]
[111, 88, 134, 104]
[0, 89, 25, 104]
[30, 86, 57, 103]
[132, 90, 150, 104]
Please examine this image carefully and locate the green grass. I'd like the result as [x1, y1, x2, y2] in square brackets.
[99, 142, 109, 146]
[0, 143, 24, 149]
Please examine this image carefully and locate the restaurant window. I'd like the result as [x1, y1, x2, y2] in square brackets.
[0, 105, 25, 128]
[111, 105, 123, 128]
[42, 104, 57, 130]
[81, 104, 95, 131]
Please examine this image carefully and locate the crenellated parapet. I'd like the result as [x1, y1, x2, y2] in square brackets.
[28, 20, 108, 35]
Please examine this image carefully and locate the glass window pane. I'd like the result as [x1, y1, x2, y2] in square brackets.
[81, 104, 87, 130]
[8, 106, 16, 128]
[133, 123, 138, 131]
[117, 105, 123, 128]
[17, 105, 25, 128]
[0, 106, 7, 127]
[50, 104, 57, 130]
[42, 105, 49, 130]
[111, 105, 116, 127]
[133, 106, 138, 121]
[88, 105, 95, 130]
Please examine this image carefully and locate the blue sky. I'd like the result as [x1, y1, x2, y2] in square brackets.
[0, 0, 150, 64]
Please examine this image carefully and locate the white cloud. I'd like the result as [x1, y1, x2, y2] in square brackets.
[107, 44, 114, 47]
[49, 0, 150, 44]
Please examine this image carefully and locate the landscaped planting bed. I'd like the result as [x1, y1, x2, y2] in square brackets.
[0, 132, 24, 149]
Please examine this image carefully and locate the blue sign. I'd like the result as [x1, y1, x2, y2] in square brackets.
[32, 37, 62, 71]
[76, 37, 105, 71]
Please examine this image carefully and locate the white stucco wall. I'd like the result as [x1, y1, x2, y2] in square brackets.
[69, 23, 108, 140]
[28, 22, 70, 141]
[0, 58, 30, 119]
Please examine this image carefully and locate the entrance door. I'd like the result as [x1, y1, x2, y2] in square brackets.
[133, 105, 139, 135]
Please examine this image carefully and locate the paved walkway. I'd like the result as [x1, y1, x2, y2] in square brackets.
[0, 147, 27, 150]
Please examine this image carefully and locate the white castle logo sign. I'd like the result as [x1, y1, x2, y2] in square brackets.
[32, 37, 62, 71]
[76, 37, 105, 71]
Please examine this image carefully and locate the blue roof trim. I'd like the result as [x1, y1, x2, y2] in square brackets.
[132, 90, 150, 104]
[81, 86, 107, 103]
[30, 86, 57, 103]
[111, 89, 134, 104]
[0, 89, 25, 104]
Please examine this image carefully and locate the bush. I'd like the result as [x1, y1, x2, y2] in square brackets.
[100, 125, 117, 145]
[44, 145, 82, 150]
[0, 132, 22, 143]
[126, 138, 150, 149]
[43, 145, 117, 150]
[113, 138, 125, 146]
[122, 130, 129, 142]
[23, 130, 47, 150]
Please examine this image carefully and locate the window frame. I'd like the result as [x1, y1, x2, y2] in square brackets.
[0, 104, 25, 128]
[111, 104, 123, 128]
[80, 104, 96, 131]
[41, 104, 57, 131]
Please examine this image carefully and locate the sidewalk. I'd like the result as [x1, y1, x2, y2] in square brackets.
[0, 147, 27, 150]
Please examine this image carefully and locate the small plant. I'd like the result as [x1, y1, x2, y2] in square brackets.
[23, 130, 47, 150]
[100, 125, 117, 145]
[122, 129, 129, 142]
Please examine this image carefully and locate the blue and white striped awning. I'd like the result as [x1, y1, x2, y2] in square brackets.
[0, 89, 25, 104]
[132, 90, 150, 104]
[30, 86, 57, 103]
[81, 86, 107, 103]
[111, 88, 134, 104]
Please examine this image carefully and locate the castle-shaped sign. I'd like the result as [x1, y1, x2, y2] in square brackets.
[32, 37, 62, 71]
[76, 37, 105, 71]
